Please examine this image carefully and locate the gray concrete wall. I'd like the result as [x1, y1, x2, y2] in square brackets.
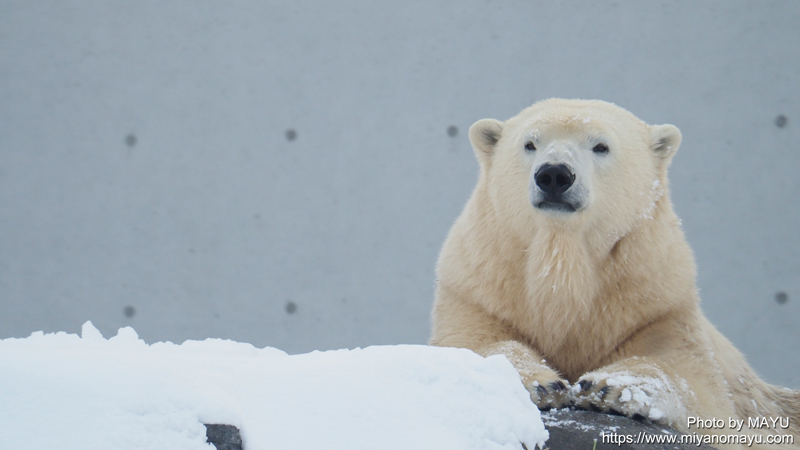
[1, 1, 798, 387]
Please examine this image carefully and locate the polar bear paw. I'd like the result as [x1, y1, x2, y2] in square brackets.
[572, 378, 647, 418]
[571, 373, 680, 425]
[520, 369, 572, 410]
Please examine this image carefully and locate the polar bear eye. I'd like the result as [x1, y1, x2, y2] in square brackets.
[525, 142, 536, 151]
[592, 143, 609, 154]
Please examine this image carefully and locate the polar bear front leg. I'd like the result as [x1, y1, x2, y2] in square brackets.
[572, 357, 692, 428]
[483, 340, 572, 409]
[431, 291, 572, 409]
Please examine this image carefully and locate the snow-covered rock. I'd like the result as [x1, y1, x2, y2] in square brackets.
[0, 322, 547, 450]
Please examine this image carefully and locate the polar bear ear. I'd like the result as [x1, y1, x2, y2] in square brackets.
[469, 118, 504, 164]
[649, 124, 682, 167]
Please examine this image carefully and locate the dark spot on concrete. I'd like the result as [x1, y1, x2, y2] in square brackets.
[125, 133, 137, 147]
[775, 115, 787, 128]
[189, 248, 196, 254]
[253, 213, 261, 220]
[447, 125, 458, 137]
[123, 305, 136, 318]
[285, 301, 297, 314]
[776, 292, 788, 304]
[285, 129, 297, 141]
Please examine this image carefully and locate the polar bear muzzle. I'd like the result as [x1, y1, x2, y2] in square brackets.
[531, 163, 580, 212]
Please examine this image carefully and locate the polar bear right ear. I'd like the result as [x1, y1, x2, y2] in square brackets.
[649, 124, 682, 168]
[469, 119, 504, 165]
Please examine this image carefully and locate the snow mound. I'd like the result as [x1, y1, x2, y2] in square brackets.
[0, 322, 547, 450]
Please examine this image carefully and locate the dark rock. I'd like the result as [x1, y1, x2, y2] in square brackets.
[203, 412, 721, 450]
[541, 409, 718, 450]
[205, 424, 243, 450]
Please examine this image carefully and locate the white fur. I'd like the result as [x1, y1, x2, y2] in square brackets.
[430, 99, 799, 450]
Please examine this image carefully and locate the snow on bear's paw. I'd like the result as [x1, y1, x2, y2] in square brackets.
[571, 360, 690, 429]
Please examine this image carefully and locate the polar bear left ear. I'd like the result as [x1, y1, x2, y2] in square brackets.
[649, 124, 682, 167]
[469, 119, 504, 168]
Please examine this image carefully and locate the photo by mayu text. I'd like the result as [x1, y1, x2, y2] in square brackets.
[688, 416, 792, 432]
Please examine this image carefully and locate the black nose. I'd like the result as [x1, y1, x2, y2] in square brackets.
[535, 164, 575, 196]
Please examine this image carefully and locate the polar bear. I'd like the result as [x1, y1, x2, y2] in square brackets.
[430, 99, 799, 449]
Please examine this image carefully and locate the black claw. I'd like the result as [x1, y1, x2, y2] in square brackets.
[599, 385, 612, 399]
[632, 413, 647, 423]
[536, 384, 548, 397]
[578, 379, 593, 392]
[589, 402, 604, 412]
[608, 409, 625, 417]
[550, 380, 566, 392]
[521, 443, 528, 450]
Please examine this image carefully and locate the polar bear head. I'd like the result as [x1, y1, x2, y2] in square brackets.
[469, 99, 682, 240]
